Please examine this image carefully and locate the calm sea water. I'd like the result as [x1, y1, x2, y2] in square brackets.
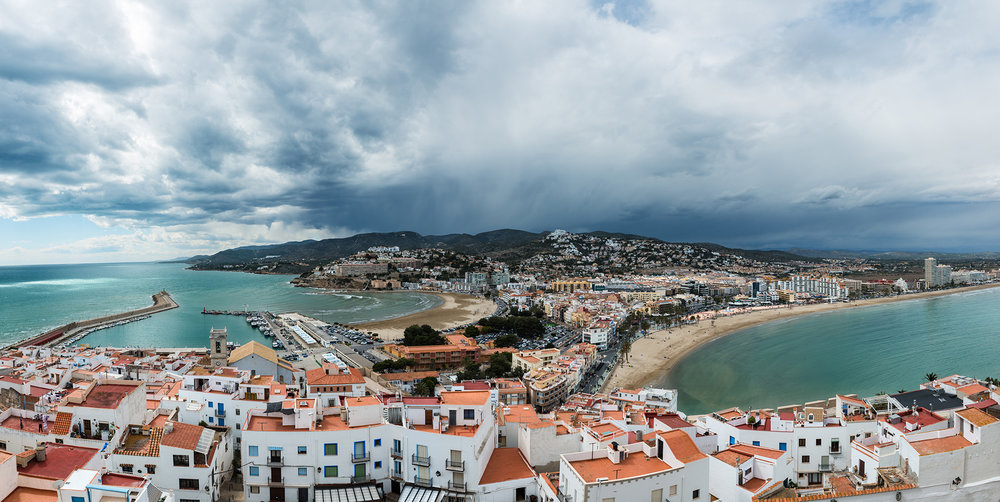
[0, 262, 440, 347]
[659, 286, 1000, 415]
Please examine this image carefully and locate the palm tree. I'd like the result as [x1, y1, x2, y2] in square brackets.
[925, 372, 938, 383]
[620, 338, 632, 363]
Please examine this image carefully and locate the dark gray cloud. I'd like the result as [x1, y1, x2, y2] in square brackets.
[1, 0, 1000, 263]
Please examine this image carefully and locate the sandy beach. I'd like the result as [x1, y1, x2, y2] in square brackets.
[351, 292, 496, 341]
[602, 283, 1000, 392]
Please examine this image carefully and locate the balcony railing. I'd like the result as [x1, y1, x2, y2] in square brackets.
[267, 476, 284, 486]
[830, 444, 842, 454]
[447, 481, 466, 492]
[445, 460, 465, 471]
[819, 463, 832, 472]
[391, 469, 403, 479]
[412, 454, 430, 467]
[391, 448, 403, 458]
[215, 408, 225, 417]
[351, 474, 370, 484]
[267, 456, 283, 466]
[352, 452, 370, 463]
[415, 476, 433, 487]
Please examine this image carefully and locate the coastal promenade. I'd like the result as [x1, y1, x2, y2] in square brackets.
[11, 291, 178, 348]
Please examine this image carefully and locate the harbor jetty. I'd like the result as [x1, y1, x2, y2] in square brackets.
[12, 291, 178, 348]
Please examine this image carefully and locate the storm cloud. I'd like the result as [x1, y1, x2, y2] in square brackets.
[2, 0, 1000, 263]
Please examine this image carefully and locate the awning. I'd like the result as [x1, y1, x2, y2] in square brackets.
[399, 485, 441, 502]
[315, 485, 383, 502]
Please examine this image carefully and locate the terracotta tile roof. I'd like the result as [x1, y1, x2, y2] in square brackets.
[956, 408, 999, 427]
[957, 384, 991, 396]
[51, 412, 73, 436]
[440, 390, 490, 406]
[658, 429, 707, 464]
[909, 435, 973, 456]
[569, 448, 673, 482]
[306, 366, 365, 386]
[479, 448, 536, 484]
[727, 443, 786, 460]
[159, 422, 205, 451]
[713, 449, 752, 466]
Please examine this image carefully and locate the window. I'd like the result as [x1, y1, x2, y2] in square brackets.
[145, 465, 156, 474]
[299, 468, 308, 476]
[250, 487, 260, 494]
[179, 479, 198, 490]
[669, 486, 677, 496]
[692, 489, 700, 499]
[374, 439, 381, 447]
[650, 488, 662, 502]
[779, 443, 787, 451]
[208, 401, 214, 408]
[0, 442, 6, 450]
[324, 466, 338, 477]
[248, 446, 258, 456]
[816, 439, 822, 446]
[121, 464, 133, 473]
[236, 408, 241, 415]
[374, 461, 382, 468]
[324, 443, 338, 455]
[729, 436, 735, 445]
[802, 455, 811, 463]
[72, 497, 85, 502]
[798, 439, 806, 447]
[236, 424, 241, 430]
[173, 455, 190, 467]
[249, 466, 259, 476]
[298, 446, 308, 455]
[464, 409, 475, 420]
[208, 416, 214, 423]
[752, 441, 760, 446]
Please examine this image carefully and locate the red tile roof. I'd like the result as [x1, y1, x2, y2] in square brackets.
[658, 429, 707, 464]
[479, 448, 536, 484]
[909, 435, 973, 456]
[16, 444, 99, 480]
[159, 422, 205, 451]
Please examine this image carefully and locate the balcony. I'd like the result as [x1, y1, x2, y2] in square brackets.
[412, 454, 430, 467]
[267, 477, 284, 486]
[819, 463, 832, 472]
[352, 452, 370, 463]
[447, 481, 467, 492]
[445, 460, 465, 471]
[215, 408, 225, 417]
[267, 456, 283, 466]
[351, 474, 370, 484]
[830, 444, 842, 454]
[391, 469, 403, 479]
[390, 447, 403, 459]
[415, 476, 433, 487]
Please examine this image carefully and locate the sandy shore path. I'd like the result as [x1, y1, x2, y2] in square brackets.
[351, 292, 496, 341]
[603, 283, 1000, 392]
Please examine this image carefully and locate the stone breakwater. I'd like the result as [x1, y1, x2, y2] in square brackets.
[11, 291, 178, 348]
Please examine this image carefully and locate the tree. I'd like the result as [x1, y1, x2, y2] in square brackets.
[620, 338, 632, 362]
[464, 326, 480, 338]
[925, 372, 938, 383]
[413, 377, 439, 396]
[485, 352, 513, 378]
[494, 334, 519, 348]
[457, 360, 482, 381]
[403, 324, 447, 346]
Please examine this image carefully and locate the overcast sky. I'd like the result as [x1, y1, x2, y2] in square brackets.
[2, 0, 999, 265]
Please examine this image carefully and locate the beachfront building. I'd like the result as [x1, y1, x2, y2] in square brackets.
[924, 257, 953, 288]
[382, 335, 494, 371]
[609, 387, 678, 412]
[543, 430, 709, 502]
[109, 416, 232, 502]
[582, 320, 613, 350]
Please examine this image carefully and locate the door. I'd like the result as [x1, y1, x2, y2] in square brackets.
[269, 487, 285, 502]
[297, 488, 308, 502]
[449, 409, 457, 425]
[354, 463, 366, 482]
[858, 459, 866, 478]
[271, 467, 282, 484]
[83, 419, 92, 437]
[515, 487, 526, 501]
[425, 409, 433, 424]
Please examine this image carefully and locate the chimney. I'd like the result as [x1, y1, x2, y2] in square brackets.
[164, 421, 174, 435]
[34, 445, 46, 462]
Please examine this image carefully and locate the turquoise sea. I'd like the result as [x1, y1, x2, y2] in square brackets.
[658, 286, 1000, 415]
[0, 262, 440, 347]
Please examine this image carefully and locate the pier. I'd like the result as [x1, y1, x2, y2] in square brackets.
[13, 291, 179, 348]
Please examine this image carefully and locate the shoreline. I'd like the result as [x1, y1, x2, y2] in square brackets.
[602, 283, 1000, 392]
[349, 292, 497, 341]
